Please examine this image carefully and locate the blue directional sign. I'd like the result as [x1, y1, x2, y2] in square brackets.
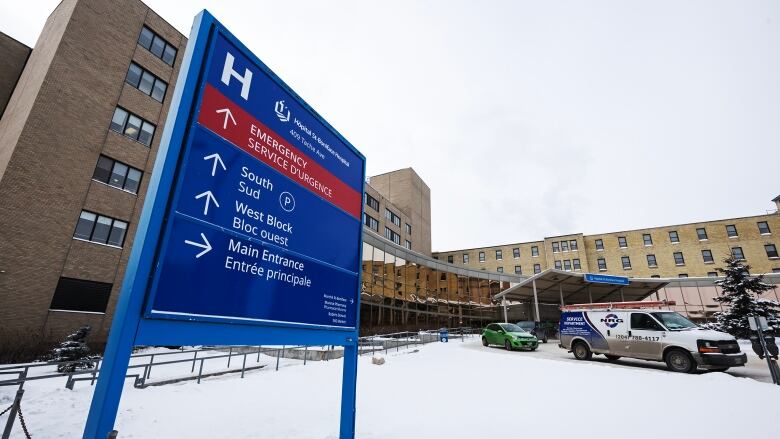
[84, 10, 364, 439]
[584, 273, 630, 285]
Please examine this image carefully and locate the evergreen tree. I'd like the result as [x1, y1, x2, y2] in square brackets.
[50, 325, 97, 373]
[711, 257, 780, 338]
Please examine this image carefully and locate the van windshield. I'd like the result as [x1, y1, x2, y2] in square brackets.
[651, 312, 698, 330]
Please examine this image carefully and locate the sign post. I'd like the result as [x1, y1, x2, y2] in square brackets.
[83, 10, 365, 438]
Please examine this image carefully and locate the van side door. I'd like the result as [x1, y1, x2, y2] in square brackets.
[596, 311, 630, 354]
[629, 313, 666, 360]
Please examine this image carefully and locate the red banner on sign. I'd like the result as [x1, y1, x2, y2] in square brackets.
[198, 85, 361, 219]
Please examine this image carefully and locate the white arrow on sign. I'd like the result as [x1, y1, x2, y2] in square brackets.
[195, 190, 219, 215]
[203, 153, 226, 177]
[184, 233, 212, 258]
[215, 108, 236, 129]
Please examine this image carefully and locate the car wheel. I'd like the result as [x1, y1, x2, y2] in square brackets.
[665, 349, 696, 373]
[604, 355, 621, 361]
[505, 340, 512, 351]
[572, 341, 592, 360]
[482, 337, 489, 347]
[542, 336, 548, 344]
[530, 347, 537, 351]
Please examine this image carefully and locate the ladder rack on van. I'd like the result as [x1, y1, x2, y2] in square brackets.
[559, 300, 676, 311]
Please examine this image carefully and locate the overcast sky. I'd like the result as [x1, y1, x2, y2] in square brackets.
[2, 1, 778, 251]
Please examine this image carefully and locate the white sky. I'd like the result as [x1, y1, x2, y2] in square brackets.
[2, 1, 778, 252]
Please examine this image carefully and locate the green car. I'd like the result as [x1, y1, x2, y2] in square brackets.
[482, 323, 539, 351]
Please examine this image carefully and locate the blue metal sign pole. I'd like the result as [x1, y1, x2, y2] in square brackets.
[83, 10, 364, 438]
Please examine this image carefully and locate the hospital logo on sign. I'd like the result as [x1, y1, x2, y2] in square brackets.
[275, 100, 290, 122]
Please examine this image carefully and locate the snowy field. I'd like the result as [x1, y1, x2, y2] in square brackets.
[2, 339, 779, 438]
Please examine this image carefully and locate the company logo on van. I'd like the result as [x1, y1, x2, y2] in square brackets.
[600, 313, 623, 328]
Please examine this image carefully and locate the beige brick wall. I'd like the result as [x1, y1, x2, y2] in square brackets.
[435, 212, 780, 279]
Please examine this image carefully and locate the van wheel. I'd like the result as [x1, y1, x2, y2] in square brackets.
[665, 349, 696, 373]
[505, 340, 512, 351]
[605, 355, 621, 361]
[572, 341, 592, 360]
[482, 337, 488, 347]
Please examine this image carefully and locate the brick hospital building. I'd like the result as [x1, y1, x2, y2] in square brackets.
[0, 0, 778, 349]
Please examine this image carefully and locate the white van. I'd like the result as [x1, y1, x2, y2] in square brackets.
[559, 305, 747, 373]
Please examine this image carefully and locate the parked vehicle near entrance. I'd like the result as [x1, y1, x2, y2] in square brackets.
[482, 323, 538, 351]
[515, 321, 549, 343]
[559, 302, 747, 373]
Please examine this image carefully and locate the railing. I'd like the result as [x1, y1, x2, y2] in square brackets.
[0, 327, 477, 437]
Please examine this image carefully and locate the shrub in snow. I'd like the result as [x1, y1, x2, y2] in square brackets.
[48, 325, 99, 373]
[371, 355, 385, 365]
[706, 257, 779, 339]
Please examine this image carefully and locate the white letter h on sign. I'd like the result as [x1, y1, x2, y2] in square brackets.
[221, 52, 252, 100]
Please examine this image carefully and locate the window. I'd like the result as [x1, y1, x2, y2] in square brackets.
[363, 213, 378, 232]
[766, 244, 779, 258]
[774, 268, 780, 274]
[533, 264, 541, 274]
[643, 234, 653, 246]
[631, 313, 664, 331]
[384, 227, 400, 245]
[570, 240, 578, 251]
[92, 155, 142, 194]
[618, 237, 627, 248]
[758, 221, 771, 235]
[597, 258, 607, 271]
[651, 275, 660, 278]
[595, 239, 604, 251]
[668, 231, 679, 243]
[707, 272, 718, 277]
[552, 242, 560, 253]
[563, 260, 572, 271]
[514, 265, 522, 275]
[49, 277, 112, 313]
[679, 273, 688, 278]
[110, 107, 155, 146]
[365, 194, 379, 211]
[479, 252, 486, 263]
[731, 247, 745, 260]
[554, 260, 562, 270]
[673, 252, 685, 266]
[531, 246, 539, 257]
[701, 249, 714, 263]
[385, 208, 400, 227]
[404, 240, 412, 250]
[497, 267, 503, 273]
[646, 254, 657, 267]
[463, 254, 469, 264]
[405, 223, 412, 235]
[73, 211, 128, 247]
[495, 249, 502, 260]
[513, 248, 520, 259]
[726, 224, 738, 238]
[125, 62, 168, 102]
[138, 26, 177, 66]
[621, 256, 632, 270]
[697, 228, 708, 240]
[561, 241, 569, 252]
[447, 255, 453, 264]
[573, 259, 581, 270]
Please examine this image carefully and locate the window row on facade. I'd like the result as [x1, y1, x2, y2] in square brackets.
[597, 245, 778, 271]
[449, 245, 541, 265]
[125, 62, 168, 102]
[73, 210, 128, 247]
[138, 26, 177, 66]
[551, 239, 578, 253]
[110, 107, 155, 146]
[595, 222, 772, 251]
[92, 155, 143, 194]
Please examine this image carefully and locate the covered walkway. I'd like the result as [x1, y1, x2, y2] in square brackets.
[493, 269, 669, 322]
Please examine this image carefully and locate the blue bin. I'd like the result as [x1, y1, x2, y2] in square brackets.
[438, 328, 449, 343]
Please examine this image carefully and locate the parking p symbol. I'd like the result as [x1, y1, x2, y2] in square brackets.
[279, 192, 295, 212]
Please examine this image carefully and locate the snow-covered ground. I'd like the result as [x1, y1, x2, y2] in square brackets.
[2, 339, 779, 438]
